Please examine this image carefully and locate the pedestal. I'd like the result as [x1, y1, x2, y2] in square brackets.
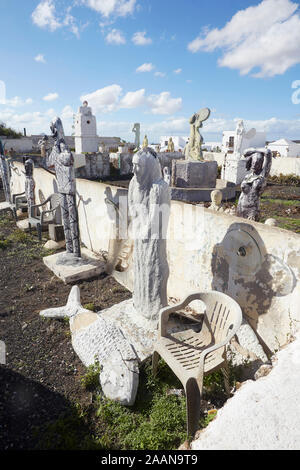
[43, 248, 106, 283]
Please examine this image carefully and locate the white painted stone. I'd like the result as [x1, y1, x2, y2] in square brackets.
[16, 219, 30, 231]
[44, 239, 66, 250]
[192, 334, 300, 450]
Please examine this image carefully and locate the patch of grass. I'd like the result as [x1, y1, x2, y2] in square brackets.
[83, 303, 95, 312]
[261, 197, 300, 206]
[81, 362, 101, 391]
[37, 357, 239, 450]
[0, 239, 10, 250]
[271, 216, 300, 233]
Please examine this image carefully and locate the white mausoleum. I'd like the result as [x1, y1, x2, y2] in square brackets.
[222, 130, 266, 154]
[267, 139, 300, 158]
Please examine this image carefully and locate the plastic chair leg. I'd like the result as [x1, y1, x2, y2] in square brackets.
[185, 377, 201, 438]
[152, 351, 159, 377]
[37, 224, 42, 241]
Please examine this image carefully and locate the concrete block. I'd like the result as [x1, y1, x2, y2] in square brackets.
[173, 161, 218, 188]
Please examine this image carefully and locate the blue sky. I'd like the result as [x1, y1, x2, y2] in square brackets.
[1, 0, 300, 143]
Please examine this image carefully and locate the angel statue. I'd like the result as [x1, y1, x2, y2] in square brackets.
[185, 108, 210, 161]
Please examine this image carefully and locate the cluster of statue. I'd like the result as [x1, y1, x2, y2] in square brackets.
[184, 108, 210, 161]
[48, 117, 81, 259]
[237, 147, 273, 221]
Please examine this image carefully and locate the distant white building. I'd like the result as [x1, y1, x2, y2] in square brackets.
[267, 139, 300, 158]
[221, 129, 266, 154]
[74, 101, 98, 154]
[160, 135, 188, 152]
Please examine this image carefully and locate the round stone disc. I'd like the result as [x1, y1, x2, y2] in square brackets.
[222, 228, 263, 275]
[197, 108, 211, 122]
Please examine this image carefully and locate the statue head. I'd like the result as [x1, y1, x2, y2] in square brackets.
[132, 147, 162, 187]
[24, 158, 34, 177]
[211, 190, 222, 206]
[50, 117, 65, 142]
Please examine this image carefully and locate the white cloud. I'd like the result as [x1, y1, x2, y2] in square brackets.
[0, 108, 57, 135]
[79, 85, 182, 115]
[83, 0, 137, 18]
[105, 28, 126, 44]
[136, 63, 155, 73]
[63, 9, 80, 38]
[132, 31, 152, 46]
[119, 89, 146, 108]
[3, 96, 33, 107]
[35, 54, 46, 63]
[32, 0, 61, 31]
[174, 68, 182, 74]
[188, 0, 300, 77]
[80, 85, 122, 113]
[154, 72, 166, 78]
[43, 92, 59, 102]
[147, 92, 182, 115]
[32, 1, 81, 37]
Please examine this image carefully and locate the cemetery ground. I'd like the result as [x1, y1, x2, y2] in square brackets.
[0, 180, 300, 451]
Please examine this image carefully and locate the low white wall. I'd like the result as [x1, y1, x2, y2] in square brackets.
[10, 162, 300, 353]
[204, 151, 300, 177]
[1, 137, 34, 153]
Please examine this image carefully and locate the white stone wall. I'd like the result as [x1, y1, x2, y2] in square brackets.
[10, 162, 300, 353]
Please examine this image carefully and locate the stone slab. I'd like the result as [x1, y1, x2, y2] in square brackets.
[191, 333, 300, 450]
[171, 185, 236, 203]
[174, 160, 218, 188]
[43, 247, 105, 283]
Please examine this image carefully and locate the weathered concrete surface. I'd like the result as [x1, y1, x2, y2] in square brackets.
[170, 182, 236, 203]
[43, 247, 105, 283]
[192, 333, 300, 450]
[173, 160, 218, 188]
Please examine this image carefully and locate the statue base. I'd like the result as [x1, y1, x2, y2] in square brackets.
[43, 247, 106, 284]
[172, 160, 218, 188]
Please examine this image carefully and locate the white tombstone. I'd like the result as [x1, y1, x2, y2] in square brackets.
[74, 101, 98, 154]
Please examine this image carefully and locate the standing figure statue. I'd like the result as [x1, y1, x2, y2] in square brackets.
[38, 135, 49, 158]
[185, 108, 210, 161]
[132, 123, 140, 149]
[234, 120, 245, 156]
[237, 148, 273, 221]
[128, 147, 170, 323]
[142, 135, 148, 149]
[23, 159, 35, 215]
[167, 137, 175, 153]
[48, 117, 81, 258]
[0, 141, 11, 203]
